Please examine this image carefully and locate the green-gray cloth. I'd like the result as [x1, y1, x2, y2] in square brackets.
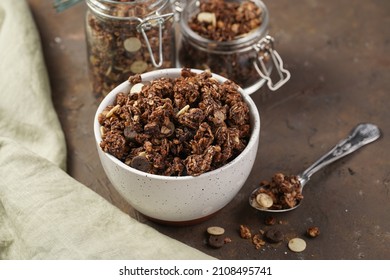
[0, 0, 213, 260]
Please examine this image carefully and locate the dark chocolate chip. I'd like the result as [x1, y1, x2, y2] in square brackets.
[160, 121, 175, 137]
[208, 235, 225, 248]
[124, 127, 138, 142]
[144, 122, 160, 136]
[130, 156, 151, 172]
[265, 229, 284, 243]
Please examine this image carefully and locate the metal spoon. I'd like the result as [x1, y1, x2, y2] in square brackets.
[249, 123, 381, 213]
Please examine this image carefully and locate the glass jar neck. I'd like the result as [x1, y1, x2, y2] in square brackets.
[179, 0, 269, 53]
[86, 0, 170, 21]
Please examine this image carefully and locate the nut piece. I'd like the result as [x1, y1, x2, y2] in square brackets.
[256, 193, 273, 208]
[130, 83, 144, 94]
[207, 226, 225, 236]
[239, 225, 252, 239]
[252, 234, 265, 250]
[288, 238, 307, 253]
[100, 126, 105, 137]
[105, 104, 120, 118]
[306, 226, 320, 238]
[176, 104, 190, 117]
[197, 12, 216, 27]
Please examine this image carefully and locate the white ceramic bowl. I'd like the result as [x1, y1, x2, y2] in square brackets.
[94, 68, 260, 224]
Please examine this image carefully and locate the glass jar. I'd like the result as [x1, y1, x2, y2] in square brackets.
[177, 0, 290, 95]
[85, 0, 176, 97]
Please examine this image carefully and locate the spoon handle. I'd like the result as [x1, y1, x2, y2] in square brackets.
[299, 123, 381, 185]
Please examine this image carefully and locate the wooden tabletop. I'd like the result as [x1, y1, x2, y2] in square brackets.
[27, 0, 390, 259]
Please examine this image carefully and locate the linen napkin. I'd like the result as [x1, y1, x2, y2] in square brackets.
[0, 0, 213, 260]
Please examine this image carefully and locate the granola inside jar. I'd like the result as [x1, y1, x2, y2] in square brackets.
[85, 0, 176, 97]
[177, 0, 290, 94]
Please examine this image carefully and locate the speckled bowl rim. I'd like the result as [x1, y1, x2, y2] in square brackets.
[93, 68, 260, 181]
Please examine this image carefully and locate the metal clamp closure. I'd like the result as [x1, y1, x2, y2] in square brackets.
[253, 35, 291, 91]
[137, 13, 174, 68]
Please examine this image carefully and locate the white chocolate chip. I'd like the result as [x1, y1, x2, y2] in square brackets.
[255, 193, 273, 208]
[197, 12, 216, 27]
[124, 37, 142, 53]
[288, 238, 307, 253]
[130, 83, 144, 95]
[207, 226, 225, 236]
[130, 60, 148, 74]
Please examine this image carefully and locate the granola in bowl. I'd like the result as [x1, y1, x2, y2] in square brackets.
[98, 68, 251, 176]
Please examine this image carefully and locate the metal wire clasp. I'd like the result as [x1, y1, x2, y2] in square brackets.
[137, 13, 174, 68]
[253, 35, 291, 91]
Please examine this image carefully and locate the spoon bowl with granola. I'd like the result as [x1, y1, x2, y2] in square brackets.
[250, 123, 381, 213]
[94, 68, 260, 224]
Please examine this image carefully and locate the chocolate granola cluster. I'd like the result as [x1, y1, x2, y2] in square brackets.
[188, 0, 263, 41]
[98, 69, 251, 176]
[254, 173, 304, 210]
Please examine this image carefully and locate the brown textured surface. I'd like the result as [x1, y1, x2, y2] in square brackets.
[27, 0, 390, 259]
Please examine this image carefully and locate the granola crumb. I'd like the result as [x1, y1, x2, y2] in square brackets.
[306, 226, 320, 238]
[252, 234, 266, 250]
[224, 237, 232, 244]
[239, 225, 252, 239]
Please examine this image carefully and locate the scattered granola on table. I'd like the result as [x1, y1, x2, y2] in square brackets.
[306, 226, 320, 238]
[252, 172, 304, 210]
[252, 233, 266, 250]
[239, 224, 252, 239]
[98, 68, 251, 176]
